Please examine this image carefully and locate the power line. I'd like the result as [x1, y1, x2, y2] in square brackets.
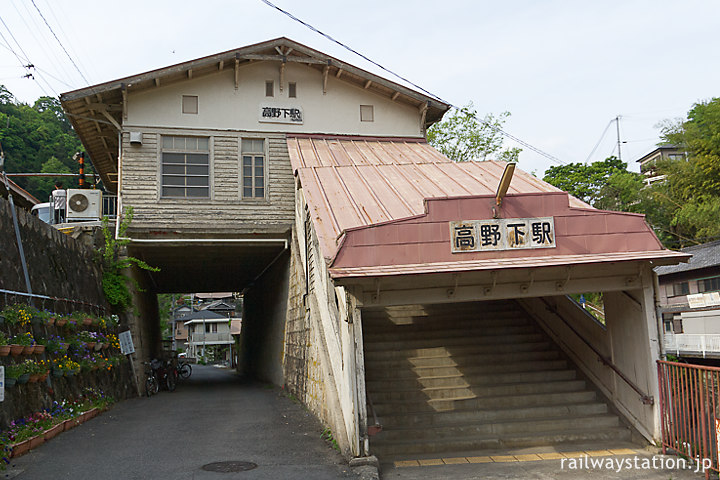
[30, 0, 89, 84]
[584, 119, 614, 164]
[258, 0, 566, 165]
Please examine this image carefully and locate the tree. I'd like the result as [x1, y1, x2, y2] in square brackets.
[660, 98, 720, 195]
[542, 156, 631, 205]
[427, 102, 521, 162]
[0, 85, 84, 200]
[26, 156, 72, 202]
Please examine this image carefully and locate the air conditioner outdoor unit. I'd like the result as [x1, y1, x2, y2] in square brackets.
[65, 189, 102, 221]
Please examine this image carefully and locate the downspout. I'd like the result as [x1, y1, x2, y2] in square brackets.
[653, 269, 666, 359]
[115, 128, 123, 240]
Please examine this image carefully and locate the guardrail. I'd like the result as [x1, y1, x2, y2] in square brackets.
[664, 333, 720, 358]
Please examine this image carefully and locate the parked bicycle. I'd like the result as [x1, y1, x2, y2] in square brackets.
[143, 361, 159, 397]
[177, 360, 192, 379]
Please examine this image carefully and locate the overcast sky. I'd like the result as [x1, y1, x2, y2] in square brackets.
[1, 0, 718, 176]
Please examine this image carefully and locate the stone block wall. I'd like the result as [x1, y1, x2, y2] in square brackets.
[0, 197, 106, 312]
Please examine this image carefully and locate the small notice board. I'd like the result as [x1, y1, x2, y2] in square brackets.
[119, 330, 135, 355]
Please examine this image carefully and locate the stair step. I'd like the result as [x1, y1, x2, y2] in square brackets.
[371, 382, 593, 410]
[364, 341, 553, 361]
[363, 315, 532, 333]
[379, 401, 609, 427]
[364, 324, 537, 342]
[364, 332, 545, 351]
[366, 360, 569, 389]
[371, 426, 631, 457]
[365, 350, 561, 374]
[377, 414, 620, 442]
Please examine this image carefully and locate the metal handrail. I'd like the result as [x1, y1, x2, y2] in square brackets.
[540, 298, 654, 405]
[366, 393, 382, 435]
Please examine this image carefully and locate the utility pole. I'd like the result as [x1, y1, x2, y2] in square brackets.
[615, 115, 622, 162]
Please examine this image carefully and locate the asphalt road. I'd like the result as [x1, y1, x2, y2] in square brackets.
[8, 365, 354, 480]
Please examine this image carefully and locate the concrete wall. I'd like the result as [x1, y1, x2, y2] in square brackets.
[242, 249, 290, 386]
[0, 197, 106, 312]
[681, 310, 720, 334]
[519, 273, 661, 441]
[125, 62, 423, 138]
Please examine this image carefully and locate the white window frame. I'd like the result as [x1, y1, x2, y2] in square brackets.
[160, 135, 211, 199]
[240, 137, 268, 200]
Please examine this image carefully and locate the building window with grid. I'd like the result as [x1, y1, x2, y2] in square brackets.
[242, 138, 265, 198]
[671, 281, 690, 297]
[698, 276, 720, 293]
[161, 136, 210, 198]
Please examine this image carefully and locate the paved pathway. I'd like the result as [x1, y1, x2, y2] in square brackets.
[8, 365, 354, 479]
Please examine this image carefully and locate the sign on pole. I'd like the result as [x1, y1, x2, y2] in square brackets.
[119, 330, 135, 355]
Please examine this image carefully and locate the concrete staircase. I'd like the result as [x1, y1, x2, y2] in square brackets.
[363, 300, 631, 458]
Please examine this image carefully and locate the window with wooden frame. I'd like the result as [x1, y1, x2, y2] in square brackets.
[265, 81, 274, 97]
[288, 82, 297, 98]
[161, 136, 210, 198]
[698, 276, 720, 293]
[241, 138, 265, 199]
[360, 105, 374, 122]
[182, 95, 198, 114]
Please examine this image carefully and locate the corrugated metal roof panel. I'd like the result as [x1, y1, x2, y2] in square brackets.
[289, 136, 606, 266]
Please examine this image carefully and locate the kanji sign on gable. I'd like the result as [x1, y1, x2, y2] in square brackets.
[449, 217, 556, 253]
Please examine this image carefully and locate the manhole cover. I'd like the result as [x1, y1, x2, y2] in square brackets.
[202, 461, 258, 473]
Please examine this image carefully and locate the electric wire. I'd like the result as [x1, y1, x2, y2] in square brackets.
[30, 0, 89, 84]
[39, 0, 95, 82]
[258, 0, 566, 165]
[584, 119, 614, 164]
[11, 0, 76, 86]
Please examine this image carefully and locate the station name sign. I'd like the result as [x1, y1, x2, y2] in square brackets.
[259, 105, 303, 124]
[450, 217, 556, 253]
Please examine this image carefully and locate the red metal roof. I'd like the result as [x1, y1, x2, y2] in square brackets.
[288, 136, 589, 262]
[287, 136, 688, 279]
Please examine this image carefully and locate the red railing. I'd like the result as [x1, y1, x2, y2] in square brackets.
[657, 360, 720, 479]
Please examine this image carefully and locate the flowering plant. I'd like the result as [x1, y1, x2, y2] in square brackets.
[11, 332, 35, 346]
[0, 304, 36, 326]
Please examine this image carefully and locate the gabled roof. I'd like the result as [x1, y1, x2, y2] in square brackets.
[655, 240, 720, 276]
[288, 135, 688, 279]
[288, 135, 589, 264]
[60, 37, 450, 191]
[181, 309, 226, 324]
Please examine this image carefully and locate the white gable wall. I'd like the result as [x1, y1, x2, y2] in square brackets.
[125, 62, 423, 137]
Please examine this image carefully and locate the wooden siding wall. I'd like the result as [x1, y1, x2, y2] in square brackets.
[120, 129, 295, 236]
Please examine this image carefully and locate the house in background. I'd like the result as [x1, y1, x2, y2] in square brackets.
[636, 145, 686, 186]
[183, 309, 235, 362]
[657, 240, 720, 358]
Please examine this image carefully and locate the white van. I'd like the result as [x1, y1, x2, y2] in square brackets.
[30, 202, 53, 224]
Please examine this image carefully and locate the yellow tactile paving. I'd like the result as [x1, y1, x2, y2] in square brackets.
[561, 451, 587, 458]
[466, 456, 493, 463]
[609, 448, 637, 455]
[490, 455, 517, 462]
[514, 454, 543, 462]
[393, 447, 640, 468]
[585, 449, 614, 457]
[538, 453, 566, 460]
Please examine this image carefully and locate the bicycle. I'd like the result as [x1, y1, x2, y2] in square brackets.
[178, 361, 192, 380]
[143, 362, 159, 397]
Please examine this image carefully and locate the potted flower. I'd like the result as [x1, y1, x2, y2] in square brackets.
[55, 314, 68, 327]
[0, 304, 36, 327]
[5, 363, 22, 387]
[0, 331, 10, 356]
[11, 332, 36, 355]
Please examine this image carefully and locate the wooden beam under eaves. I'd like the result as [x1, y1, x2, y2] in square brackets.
[323, 65, 329, 94]
[218, 60, 224, 71]
[187, 69, 193, 79]
[364, 80, 372, 89]
[154, 78, 160, 87]
[391, 91, 400, 101]
[234, 57, 239, 90]
[336, 68, 343, 78]
[240, 54, 326, 65]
